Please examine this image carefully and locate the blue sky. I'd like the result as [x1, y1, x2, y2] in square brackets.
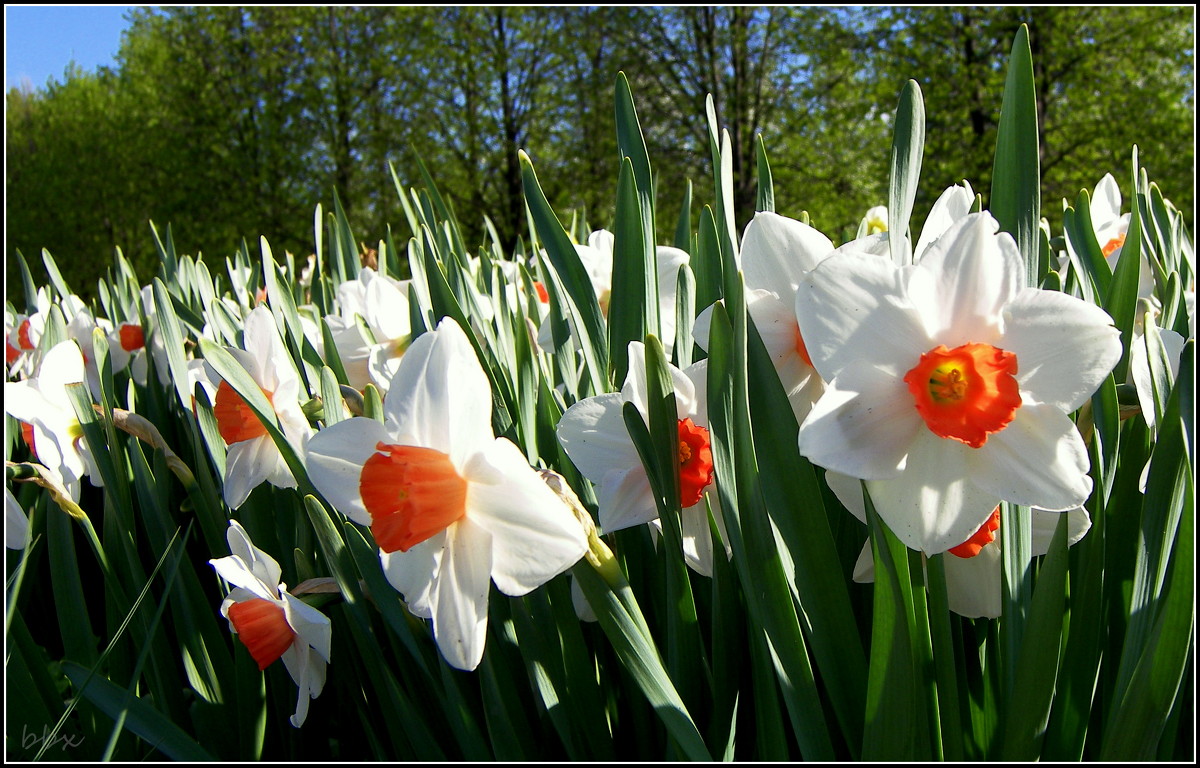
[5, 5, 137, 92]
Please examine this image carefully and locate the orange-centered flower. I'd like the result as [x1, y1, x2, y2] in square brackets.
[904, 343, 1021, 449]
[949, 506, 1001, 558]
[534, 281, 549, 304]
[17, 319, 35, 351]
[1102, 233, 1126, 259]
[360, 442, 469, 553]
[226, 596, 297, 670]
[118, 324, 145, 352]
[677, 418, 714, 509]
[214, 381, 274, 445]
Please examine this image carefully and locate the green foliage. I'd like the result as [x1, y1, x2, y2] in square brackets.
[7, 7, 1192, 301]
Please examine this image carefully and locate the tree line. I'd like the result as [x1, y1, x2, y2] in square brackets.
[6, 6, 1194, 297]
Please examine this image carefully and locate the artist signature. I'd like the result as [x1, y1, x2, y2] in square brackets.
[17, 724, 85, 753]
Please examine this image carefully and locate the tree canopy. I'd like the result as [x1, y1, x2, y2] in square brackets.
[6, 7, 1194, 296]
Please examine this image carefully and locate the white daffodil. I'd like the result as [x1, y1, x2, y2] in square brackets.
[556, 340, 729, 576]
[1091, 173, 1154, 301]
[859, 205, 889, 237]
[106, 321, 149, 384]
[4, 340, 103, 500]
[539, 229, 690, 357]
[5, 307, 43, 380]
[694, 212, 834, 423]
[1129, 323, 1186, 433]
[305, 318, 587, 671]
[325, 268, 413, 393]
[795, 212, 1121, 556]
[827, 472, 1091, 618]
[205, 306, 313, 509]
[209, 520, 331, 727]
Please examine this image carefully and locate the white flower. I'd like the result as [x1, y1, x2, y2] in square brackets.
[209, 520, 331, 727]
[538, 230, 690, 357]
[556, 340, 728, 576]
[694, 212, 834, 423]
[795, 212, 1122, 555]
[326, 268, 413, 393]
[306, 319, 587, 671]
[205, 307, 313, 509]
[4, 340, 103, 500]
[827, 472, 1091, 618]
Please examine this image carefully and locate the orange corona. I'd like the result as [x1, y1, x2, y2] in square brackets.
[904, 343, 1021, 448]
[677, 418, 715, 508]
[360, 443, 469, 552]
[214, 381, 273, 445]
[226, 598, 296, 670]
[949, 507, 1001, 558]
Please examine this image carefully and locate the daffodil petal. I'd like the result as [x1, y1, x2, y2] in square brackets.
[383, 319, 492, 467]
[741, 211, 833, 293]
[797, 361, 923, 480]
[1130, 327, 1185, 431]
[967, 403, 1092, 511]
[852, 542, 873, 583]
[796, 252, 930, 380]
[596, 467, 658, 533]
[37, 340, 88, 396]
[381, 532, 443, 619]
[364, 275, 411, 342]
[223, 437, 281, 509]
[431, 518, 493, 671]
[679, 493, 728, 577]
[908, 213, 1021, 345]
[281, 644, 316, 728]
[1030, 506, 1092, 555]
[305, 417, 391, 527]
[556, 392, 641, 483]
[210, 556, 276, 602]
[225, 519, 283, 591]
[463, 439, 587, 596]
[6, 488, 29, 550]
[1000, 287, 1123, 412]
[1090, 173, 1123, 227]
[914, 181, 974, 260]
[281, 591, 333, 662]
[943, 543, 1003, 618]
[866, 430, 1001, 555]
[622, 340, 695, 420]
[826, 471, 867, 524]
